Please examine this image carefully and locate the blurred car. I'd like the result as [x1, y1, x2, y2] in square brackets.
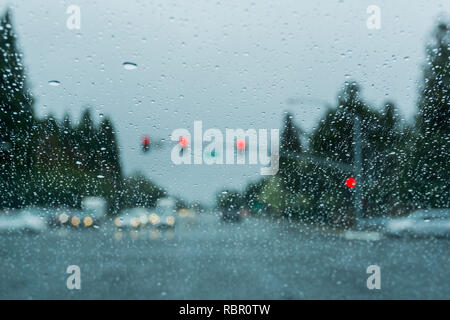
[0, 210, 47, 233]
[177, 208, 197, 224]
[15, 207, 59, 227]
[221, 209, 241, 222]
[385, 209, 450, 238]
[114, 207, 151, 229]
[357, 217, 388, 232]
[56, 208, 99, 229]
[114, 198, 177, 230]
[82, 197, 107, 222]
[154, 198, 177, 229]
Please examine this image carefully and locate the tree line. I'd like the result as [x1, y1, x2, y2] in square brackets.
[217, 21, 449, 226]
[0, 9, 166, 214]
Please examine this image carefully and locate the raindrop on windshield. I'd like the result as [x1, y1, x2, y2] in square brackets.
[122, 62, 138, 70]
[48, 80, 61, 86]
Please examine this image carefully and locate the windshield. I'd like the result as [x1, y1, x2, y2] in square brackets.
[0, 0, 449, 301]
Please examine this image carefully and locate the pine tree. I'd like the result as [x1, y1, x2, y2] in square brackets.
[76, 108, 98, 172]
[277, 112, 306, 216]
[280, 112, 303, 154]
[0, 9, 34, 208]
[417, 22, 450, 136]
[309, 81, 376, 164]
[97, 117, 122, 180]
[412, 22, 450, 208]
[60, 113, 74, 159]
[308, 82, 395, 218]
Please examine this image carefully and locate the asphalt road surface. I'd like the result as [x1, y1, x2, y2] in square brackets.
[0, 213, 449, 299]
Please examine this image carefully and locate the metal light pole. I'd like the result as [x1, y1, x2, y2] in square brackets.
[353, 116, 363, 228]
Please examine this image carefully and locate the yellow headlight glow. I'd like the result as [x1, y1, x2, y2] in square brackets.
[165, 216, 175, 226]
[59, 213, 69, 224]
[71, 216, 81, 227]
[149, 213, 160, 225]
[178, 209, 188, 218]
[130, 217, 140, 228]
[139, 215, 148, 225]
[114, 217, 123, 227]
[83, 216, 93, 227]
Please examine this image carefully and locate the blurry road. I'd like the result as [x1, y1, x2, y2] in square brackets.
[0, 213, 448, 299]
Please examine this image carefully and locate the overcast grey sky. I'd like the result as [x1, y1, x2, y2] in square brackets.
[1, 0, 449, 204]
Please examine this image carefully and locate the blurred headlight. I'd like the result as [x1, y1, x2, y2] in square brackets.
[71, 216, 81, 227]
[139, 215, 148, 225]
[178, 209, 188, 218]
[166, 216, 175, 226]
[114, 217, 123, 227]
[59, 213, 69, 224]
[149, 213, 160, 225]
[130, 217, 140, 228]
[83, 216, 93, 227]
[388, 220, 412, 231]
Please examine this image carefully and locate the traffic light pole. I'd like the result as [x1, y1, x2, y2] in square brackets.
[280, 116, 364, 228]
[353, 117, 363, 229]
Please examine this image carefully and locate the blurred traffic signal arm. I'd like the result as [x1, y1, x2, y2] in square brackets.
[140, 136, 169, 153]
[279, 151, 354, 173]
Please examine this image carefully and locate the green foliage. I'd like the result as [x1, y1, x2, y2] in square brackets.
[216, 21, 449, 224]
[0, 10, 166, 213]
[411, 22, 450, 209]
[280, 112, 303, 153]
[216, 190, 244, 211]
[417, 23, 450, 136]
[0, 9, 34, 207]
[120, 174, 166, 209]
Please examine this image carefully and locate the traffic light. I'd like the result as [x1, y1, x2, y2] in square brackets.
[346, 177, 356, 188]
[179, 136, 189, 148]
[142, 135, 150, 152]
[178, 136, 189, 156]
[236, 138, 246, 152]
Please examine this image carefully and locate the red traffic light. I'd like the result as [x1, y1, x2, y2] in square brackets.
[236, 138, 246, 150]
[179, 136, 189, 148]
[141, 136, 150, 153]
[142, 136, 150, 146]
[346, 177, 356, 188]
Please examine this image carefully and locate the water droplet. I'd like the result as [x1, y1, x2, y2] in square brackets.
[123, 62, 138, 70]
[48, 80, 61, 86]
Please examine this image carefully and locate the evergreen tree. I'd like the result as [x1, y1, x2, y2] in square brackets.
[280, 112, 303, 154]
[277, 112, 307, 216]
[0, 9, 34, 208]
[309, 81, 377, 164]
[412, 22, 450, 208]
[97, 117, 122, 213]
[417, 22, 450, 136]
[76, 108, 98, 172]
[367, 101, 405, 215]
[308, 82, 393, 218]
[97, 117, 122, 180]
[120, 174, 166, 210]
[60, 113, 75, 161]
